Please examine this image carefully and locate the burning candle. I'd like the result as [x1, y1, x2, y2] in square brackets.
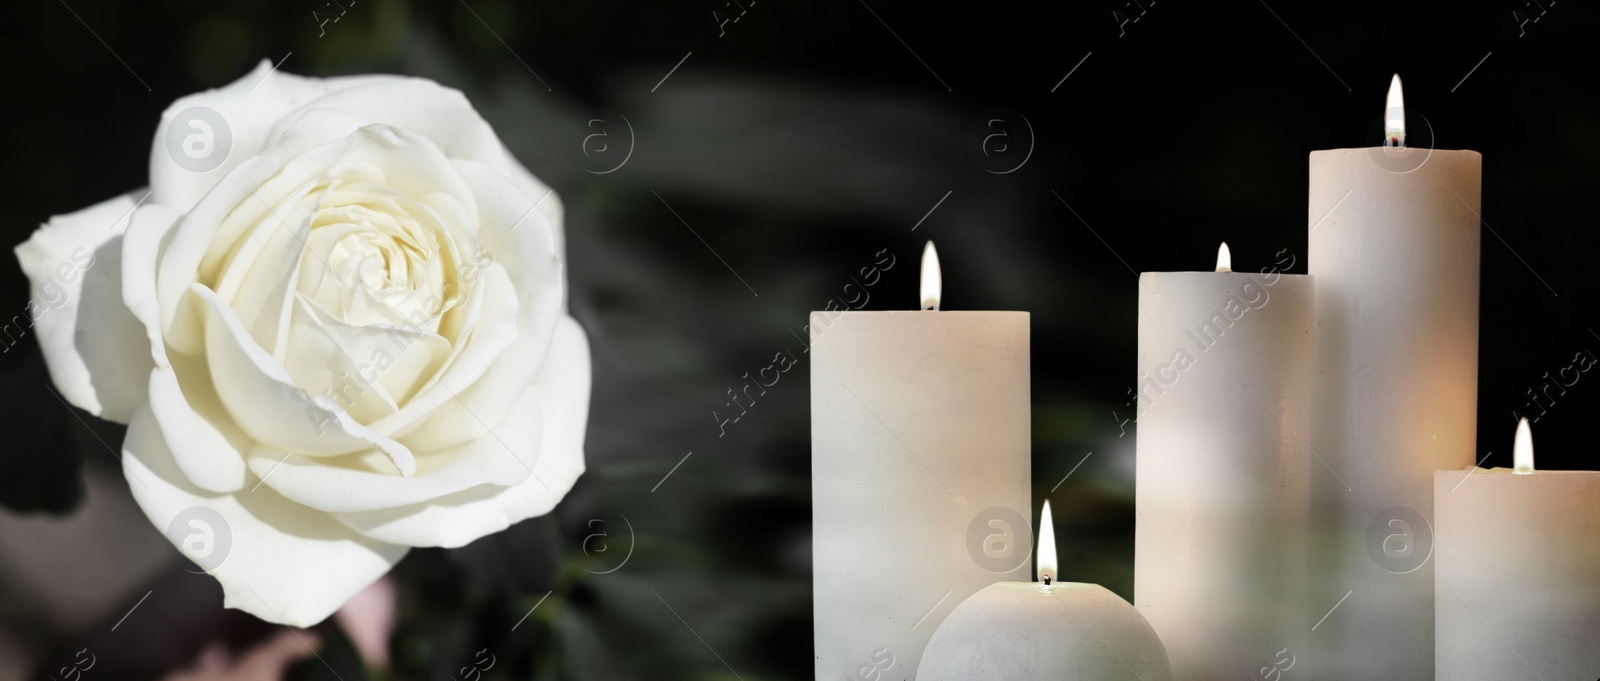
[920, 501, 1174, 680]
[1135, 243, 1313, 678]
[812, 242, 1031, 679]
[1434, 419, 1600, 680]
[1307, 74, 1482, 679]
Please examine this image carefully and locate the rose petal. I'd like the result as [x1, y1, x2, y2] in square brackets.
[286, 296, 450, 413]
[149, 60, 400, 214]
[390, 162, 564, 452]
[364, 267, 519, 440]
[294, 124, 479, 222]
[453, 159, 563, 344]
[193, 283, 415, 474]
[148, 360, 250, 493]
[122, 203, 185, 367]
[161, 131, 369, 349]
[122, 404, 408, 627]
[195, 139, 353, 284]
[157, 154, 282, 355]
[212, 179, 321, 351]
[263, 77, 570, 255]
[160, 126, 483, 357]
[334, 316, 589, 547]
[504, 161, 567, 266]
[246, 392, 540, 513]
[14, 191, 155, 423]
[282, 295, 404, 422]
[265, 79, 507, 175]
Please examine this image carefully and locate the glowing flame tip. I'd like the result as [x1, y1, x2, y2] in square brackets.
[1385, 74, 1406, 148]
[920, 242, 942, 311]
[1513, 417, 1535, 474]
[1036, 500, 1058, 584]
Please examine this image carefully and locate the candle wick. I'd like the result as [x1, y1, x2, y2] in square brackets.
[1043, 575, 1052, 586]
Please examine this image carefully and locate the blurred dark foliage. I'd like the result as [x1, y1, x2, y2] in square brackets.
[30, 564, 285, 681]
[0, 355, 82, 513]
[0, 0, 1597, 679]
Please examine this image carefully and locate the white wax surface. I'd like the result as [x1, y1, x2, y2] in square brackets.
[918, 582, 1173, 681]
[1435, 468, 1600, 680]
[1307, 146, 1482, 679]
[811, 310, 1030, 680]
[1135, 270, 1312, 678]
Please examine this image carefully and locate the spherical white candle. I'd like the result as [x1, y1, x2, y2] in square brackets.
[813, 242, 1031, 680]
[1434, 419, 1600, 680]
[1135, 243, 1313, 678]
[919, 502, 1173, 681]
[1307, 74, 1482, 680]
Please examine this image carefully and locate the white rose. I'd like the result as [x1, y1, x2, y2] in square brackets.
[14, 61, 590, 626]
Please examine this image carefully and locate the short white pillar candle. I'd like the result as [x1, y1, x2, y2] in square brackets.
[1434, 419, 1600, 680]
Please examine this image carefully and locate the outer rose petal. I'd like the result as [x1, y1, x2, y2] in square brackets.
[504, 158, 567, 265]
[14, 191, 155, 423]
[334, 315, 590, 547]
[121, 202, 184, 367]
[149, 60, 400, 214]
[148, 363, 250, 493]
[265, 79, 509, 177]
[122, 404, 408, 627]
[122, 206, 254, 494]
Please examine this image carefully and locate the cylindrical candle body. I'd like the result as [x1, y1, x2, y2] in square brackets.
[811, 310, 1030, 680]
[1307, 147, 1482, 679]
[918, 582, 1173, 681]
[1135, 270, 1313, 679]
[1435, 468, 1600, 680]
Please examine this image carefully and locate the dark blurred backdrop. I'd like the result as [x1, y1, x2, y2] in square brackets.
[1, 0, 1596, 679]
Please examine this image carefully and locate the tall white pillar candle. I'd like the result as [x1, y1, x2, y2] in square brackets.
[1307, 75, 1482, 679]
[812, 243, 1030, 680]
[1135, 244, 1313, 679]
[1434, 420, 1600, 680]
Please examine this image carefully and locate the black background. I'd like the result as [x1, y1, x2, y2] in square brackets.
[1, 0, 1596, 679]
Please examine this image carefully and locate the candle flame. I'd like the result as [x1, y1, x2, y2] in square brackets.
[1036, 500, 1058, 584]
[1513, 417, 1534, 474]
[920, 241, 942, 311]
[1216, 242, 1232, 272]
[1384, 74, 1406, 148]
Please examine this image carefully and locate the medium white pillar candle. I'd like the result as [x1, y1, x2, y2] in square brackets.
[1135, 244, 1313, 678]
[1307, 75, 1482, 679]
[812, 243, 1030, 680]
[1434, 419, 1600, 680]
[919, 501, 1174, 681]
